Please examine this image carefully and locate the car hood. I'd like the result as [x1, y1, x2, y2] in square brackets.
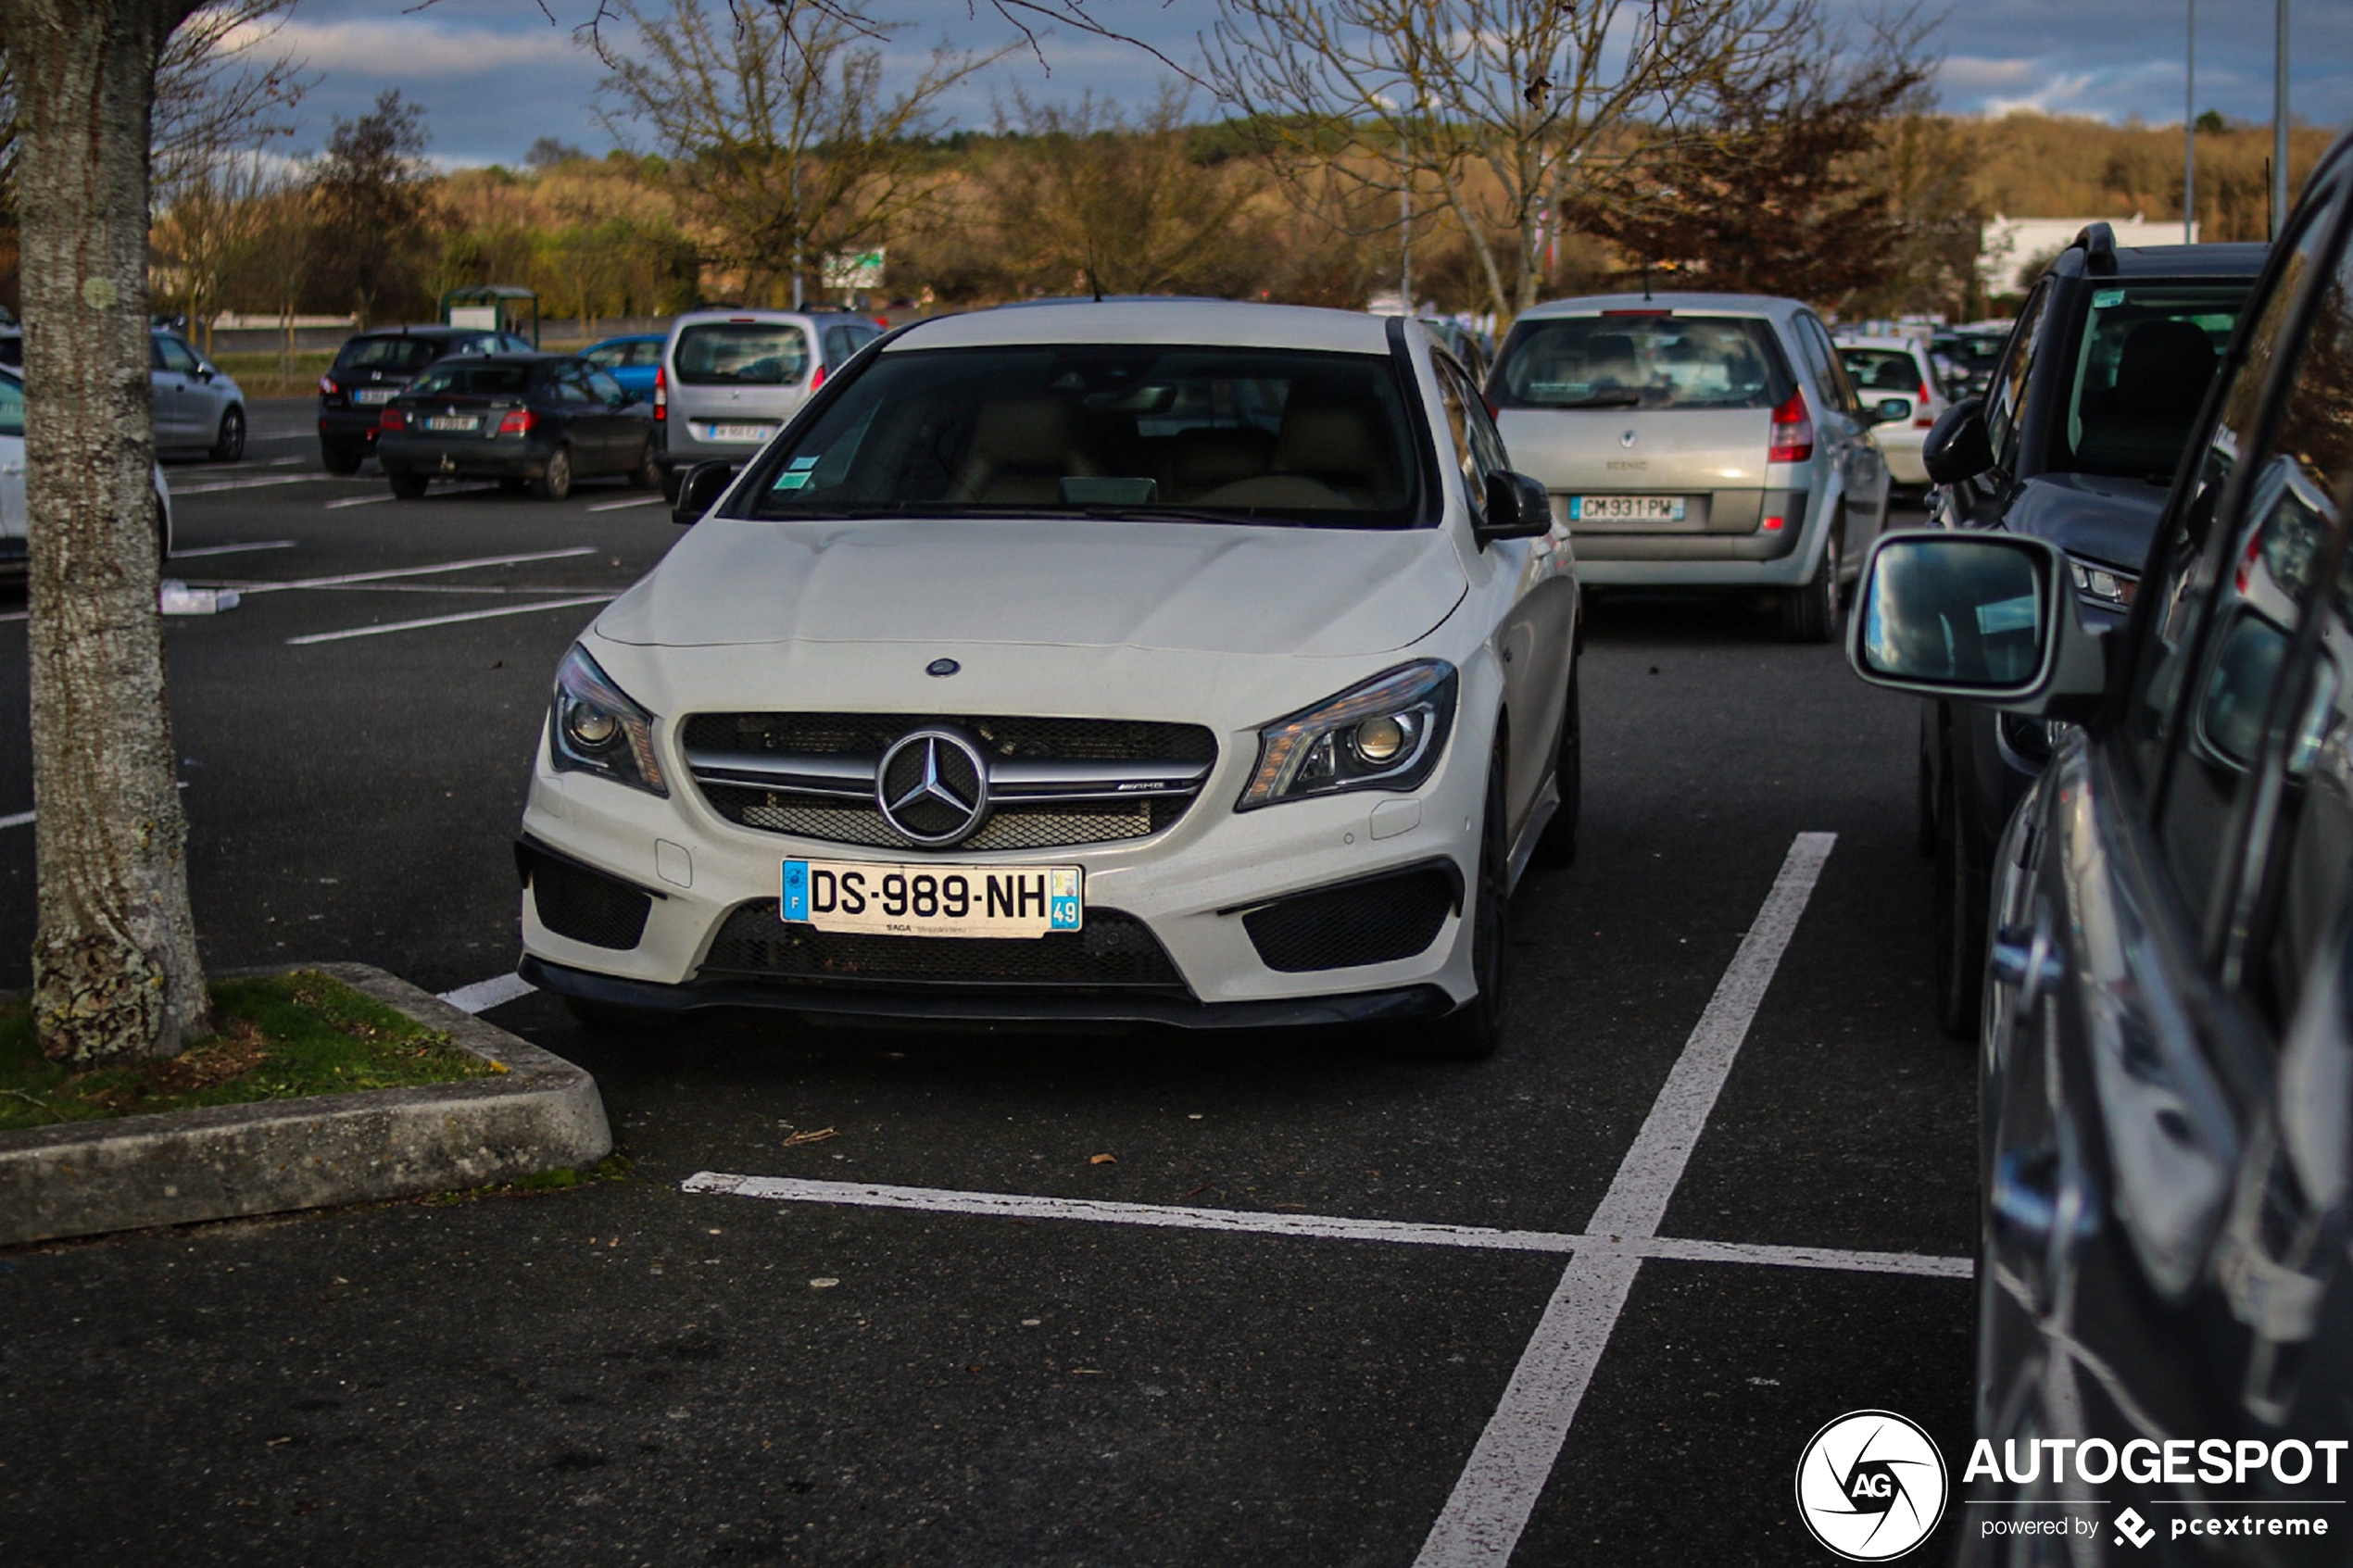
[594, 515, 1467, 659]
[2006, 471, 2171, 574]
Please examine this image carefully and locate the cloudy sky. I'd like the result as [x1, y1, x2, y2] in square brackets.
[266, 0, 2349, 169]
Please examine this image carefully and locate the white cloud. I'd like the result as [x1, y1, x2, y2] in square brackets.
[266, 19, 585, 76]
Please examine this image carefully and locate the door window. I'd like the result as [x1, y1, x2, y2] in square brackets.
[1800, 317, 1860, 415]
[2155, 190, 2353, 926]
[154, 335, 200, 374]
[1982, 283, 2048, 474]
[1436, 359, 1504, 521]
[555, 371, 596, 406]
[585, 369, 627, 407]
[0, 375, 23, 437]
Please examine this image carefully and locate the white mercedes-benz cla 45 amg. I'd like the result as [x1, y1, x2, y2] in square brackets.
[514, 300, 1582, 1057]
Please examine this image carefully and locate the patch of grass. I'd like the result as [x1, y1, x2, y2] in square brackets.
[0, 971, 497, 1134]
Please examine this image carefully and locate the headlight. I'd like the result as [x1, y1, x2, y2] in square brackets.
[2069, 559, 2137, 610]
[548, 645, 667, 797]
[1237, 660, 1457, 810]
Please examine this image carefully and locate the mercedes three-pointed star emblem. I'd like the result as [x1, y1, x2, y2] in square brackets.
[875, 728, 990, 847]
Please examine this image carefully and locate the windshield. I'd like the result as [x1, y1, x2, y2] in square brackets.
[406, 362, 532, 397]
[334, 336, 447, 374]
[737, 343, 1426, 527]
[674, 322, 811, 386]
[1491, 314, 1792, 410]
[1841, 347, 1932, 396]
[2057, 282, 2251, 480]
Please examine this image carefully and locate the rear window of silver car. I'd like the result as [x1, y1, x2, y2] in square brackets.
[673, 322, 812, 386]
[1492, 314, 1792, 411]
[737, 344, 1426, 527]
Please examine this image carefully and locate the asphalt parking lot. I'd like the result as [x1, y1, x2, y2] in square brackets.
[1, 400, 1974, 1566]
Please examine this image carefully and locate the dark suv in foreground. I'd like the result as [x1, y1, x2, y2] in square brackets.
[1849, 125, 2353, 1561]
[1917, 229, 2266, 1031]
[317, 325, 532, 473]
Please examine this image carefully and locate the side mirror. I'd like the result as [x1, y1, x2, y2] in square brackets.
[1921, 397, 1994, 485]
[1869, 397, 1911, 426]
[672, 461, 734, 527]
[1476, 470, 1554, 545]
[195, 366, 216, 383]
[1846, 531, 2107, 719]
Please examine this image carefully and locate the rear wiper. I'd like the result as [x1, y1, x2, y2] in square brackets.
[1551, 390, 1642, 409]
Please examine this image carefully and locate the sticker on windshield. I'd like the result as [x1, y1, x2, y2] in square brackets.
[789, 455, 818, 470]
[2092, 288, 2126, 308]
[773, 470, 812, 491]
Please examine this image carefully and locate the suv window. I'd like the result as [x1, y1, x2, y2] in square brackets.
[673, 321, 811, 386]
[1490, 314, 1792, 411]
[2055, 282, 2250, 480]
[333, 336, 443, 374]
[2129, 180, 2350, 792]
[2149, 186, 2353, 921]
[1982, 282, 2048, 472]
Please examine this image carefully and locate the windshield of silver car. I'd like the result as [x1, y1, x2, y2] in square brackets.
[1490, 314, 1793, 411]
[738, 345, 1426, 526]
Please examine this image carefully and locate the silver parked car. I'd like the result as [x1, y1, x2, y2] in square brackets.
[1488, 293, 1901, 641]
[0, 327, 246, 462]
[653, 307, 883, 495]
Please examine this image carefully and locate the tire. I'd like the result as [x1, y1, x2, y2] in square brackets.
[154, 491, 170, 571]
[385, 466, 429, 499]
[321, 441, 363, 476]
[533, 445, 573, 501]
[208, 405, 245, 463]
[1417, 750, 1510, 1060]
[1780, 515, 1844, 644]
[631, 437, 662, 490]
[1933, 761, 1989, 1038]
[563, 995, 658, 1034]
[1530, 669, 1581, 870]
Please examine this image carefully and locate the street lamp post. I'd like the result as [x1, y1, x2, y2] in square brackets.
[2184, 0, 2196, 245]
[2273, 0, 2290, 238]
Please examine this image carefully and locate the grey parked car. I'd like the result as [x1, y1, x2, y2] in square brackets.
[0, 327, 245, 461]
[1488, 293, 1901, 641]
[654, 307, 882, 495]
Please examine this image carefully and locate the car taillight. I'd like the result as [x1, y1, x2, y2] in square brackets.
[1914, 383, 1936, 429]
[497, 408, 535, 436]
[1768, 389, 1813, 463]
[379, 406, 406, 432]
[652, 366, 665, 421]
[318, 374, 337, 396]
[810, 363, 827, 392]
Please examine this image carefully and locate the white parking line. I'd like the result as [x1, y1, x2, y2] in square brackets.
[170, 472, 371, 495]
[585, 495, 667, 512]
[322, 493, 393, 509]
[437, 972, 537, 1014]
[235, 546, 595, 594]
[169, 539, 297, 558]
[683, 1173, 1969, 1280]
[1414, 831, 1837, 1568]
[284, 593, 614, 645]
[0, 809, 31, 830]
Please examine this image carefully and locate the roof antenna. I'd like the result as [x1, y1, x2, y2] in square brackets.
[1642, 259, 1652, 302]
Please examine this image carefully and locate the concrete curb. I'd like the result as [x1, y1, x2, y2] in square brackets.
[0, 963, 611, 1248]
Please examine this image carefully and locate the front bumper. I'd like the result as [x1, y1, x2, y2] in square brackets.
[319, 405, 387, 445]
[515, 685, 1494, 1024]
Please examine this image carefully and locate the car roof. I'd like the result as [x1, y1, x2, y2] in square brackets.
[588, 332, 665, 345]
[885, 299, 1392, 355]
[1513, 291, 1808, 322]
[1833, 334, 1927, 351]
[2050, 242, 2270, 282]
[419, 351, 564, 366]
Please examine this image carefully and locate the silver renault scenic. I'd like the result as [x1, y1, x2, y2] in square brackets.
[1488, 293, 1899, 641]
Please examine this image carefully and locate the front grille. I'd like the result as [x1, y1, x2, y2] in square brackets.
[683, 712, 1216, 764]
[699, 785, 1189, 850]
[698, 902, 1186, 990]
[1242, 866, 1457, 972]
[685, 711, 1218, 851]
[530, 856, 652, 950]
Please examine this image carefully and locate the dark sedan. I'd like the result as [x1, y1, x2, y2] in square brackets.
[375, 354, 657, 501]
[317, 325, 533, 473]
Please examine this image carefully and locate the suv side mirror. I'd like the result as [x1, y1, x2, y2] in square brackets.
[1846, 531, 2107, 719]
[672, 461, 735, 527]
[1477, 470, 1554, 545]
[1921, 397, 1994, 484]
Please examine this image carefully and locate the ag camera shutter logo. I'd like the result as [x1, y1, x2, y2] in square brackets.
[1795, 1410, 1948, 1560]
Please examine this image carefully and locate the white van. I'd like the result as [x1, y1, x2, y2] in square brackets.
[654, 308, 884, 495]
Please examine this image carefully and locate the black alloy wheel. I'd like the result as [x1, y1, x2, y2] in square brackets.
[1418, 748, 1510, 1060]
[208, 405, 245, 463]
[1780, 516, 1843, 644]
[385, 466, 429, 500]
[1531, 669, 1581, 869]
[1932, 762, 1989, 1038]
[534, 445, 573, 502]
[320, 441, 363, 476]
[631, 436, 662, 490]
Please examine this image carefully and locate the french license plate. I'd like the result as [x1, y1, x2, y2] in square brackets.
[783, 859, 1082, 938]
[352, 388, 396, 405]
[422, 415, 477, 432]
[701, 421, 774, 443]
[1567, 495, 1685, 522]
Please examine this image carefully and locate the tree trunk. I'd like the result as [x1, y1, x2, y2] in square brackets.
[6, 0, 211, 1065]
